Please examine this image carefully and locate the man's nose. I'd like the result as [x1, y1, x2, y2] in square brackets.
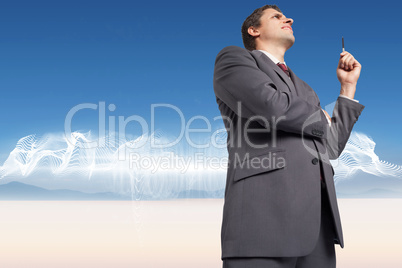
[284, 18, 293, 25]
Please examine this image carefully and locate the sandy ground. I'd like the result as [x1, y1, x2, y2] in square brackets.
[0, 199, 401, 268]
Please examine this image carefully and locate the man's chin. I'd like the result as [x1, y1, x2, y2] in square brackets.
[283, 37, 295, 49]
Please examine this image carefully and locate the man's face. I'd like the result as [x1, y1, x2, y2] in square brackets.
[252, 8, 295, 49]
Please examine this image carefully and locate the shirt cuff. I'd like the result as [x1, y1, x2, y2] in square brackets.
[322, 109, 331, 127]
[339, 94, 359, 103]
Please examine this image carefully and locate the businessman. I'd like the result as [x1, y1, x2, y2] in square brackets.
[213, 5, 365, 267]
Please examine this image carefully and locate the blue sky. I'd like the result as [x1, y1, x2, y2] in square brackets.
[1, 0, 401, 165]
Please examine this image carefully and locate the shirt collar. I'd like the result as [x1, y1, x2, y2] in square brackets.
[257, 50, 286, 66]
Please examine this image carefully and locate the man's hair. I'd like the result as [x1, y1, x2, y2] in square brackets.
[241, 5, 282, 51]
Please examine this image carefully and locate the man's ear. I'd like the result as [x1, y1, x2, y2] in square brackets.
[248, 26, 260, 37]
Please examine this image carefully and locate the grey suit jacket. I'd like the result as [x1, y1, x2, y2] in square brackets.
[213, 46, 365, 258]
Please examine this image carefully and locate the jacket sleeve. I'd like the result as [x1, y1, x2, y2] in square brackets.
[213, 46, 329, 139]
[325, 96, 365, 159]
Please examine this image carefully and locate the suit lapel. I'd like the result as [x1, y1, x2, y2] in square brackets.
[274, 68, 297, 96]
[288, 67, 320, 106]
[288, 68, 301, 93]
[251, 50, 296, 94]
[251, 50, 320, 106]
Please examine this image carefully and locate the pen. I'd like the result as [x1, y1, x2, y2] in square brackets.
[342, 36, 345, 52]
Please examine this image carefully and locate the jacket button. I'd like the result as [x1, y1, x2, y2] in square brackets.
[312, 158, 319, 165]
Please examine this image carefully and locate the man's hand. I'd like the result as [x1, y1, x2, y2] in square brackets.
[337, 51, 361, 99]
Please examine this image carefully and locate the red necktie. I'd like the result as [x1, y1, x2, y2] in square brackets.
[277, 63, 290, 77]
